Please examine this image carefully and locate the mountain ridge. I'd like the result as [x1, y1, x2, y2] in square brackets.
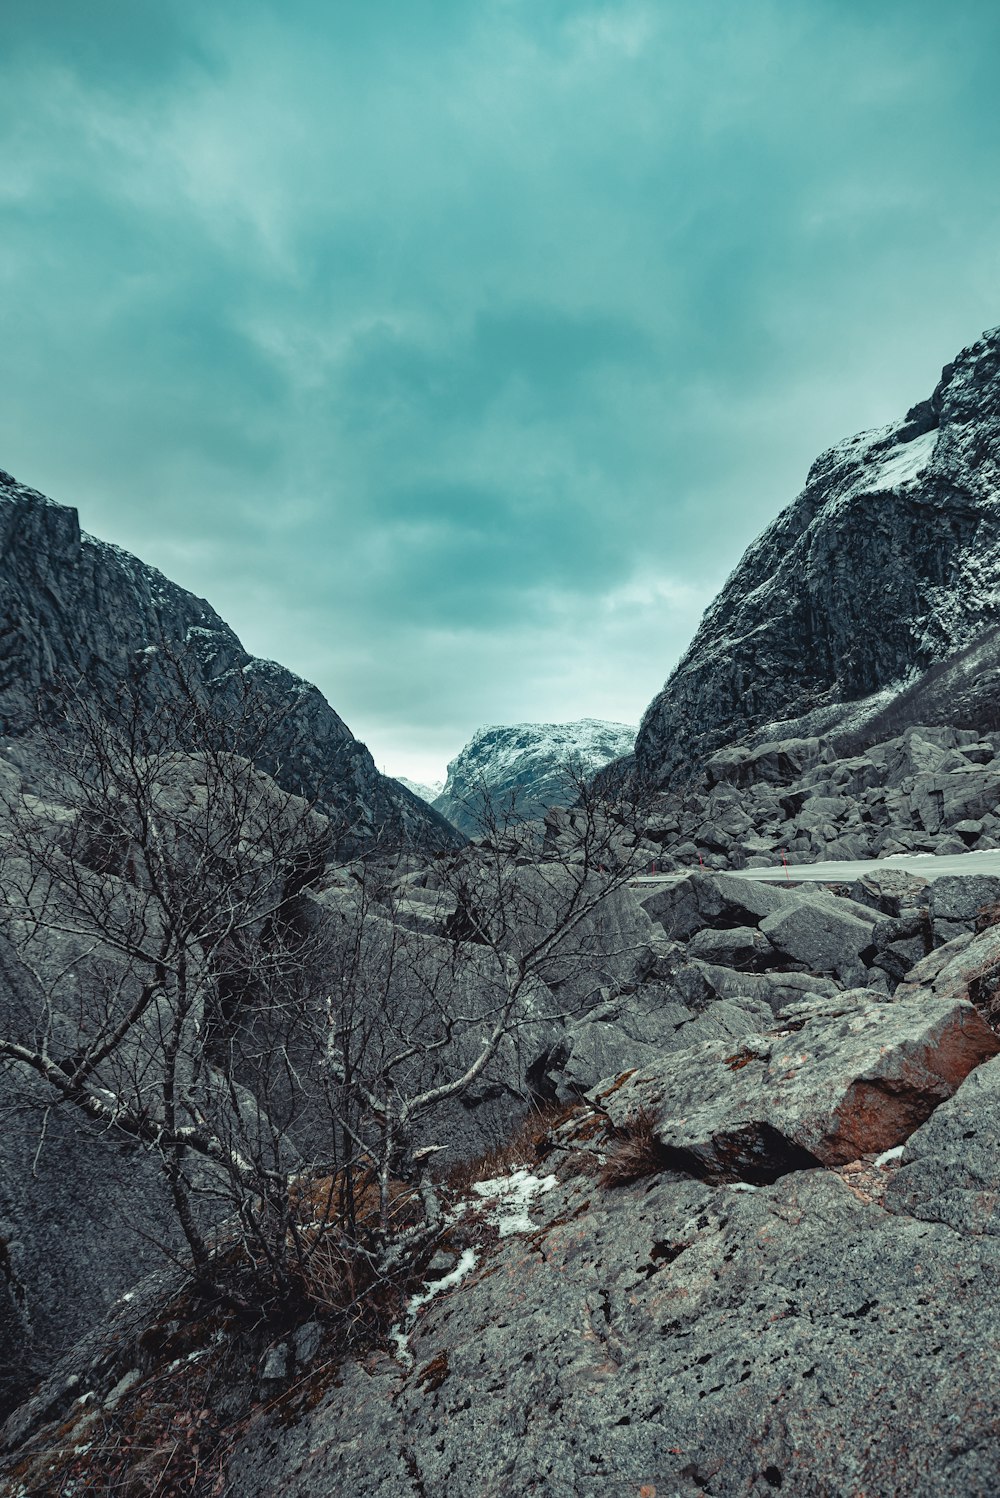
[0, 469, 460, 850]
[634, 325, 1000, 787]
[434, 717, 637, 833]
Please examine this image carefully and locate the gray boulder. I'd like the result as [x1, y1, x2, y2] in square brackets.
[849, 868, 929, 916]
[929, 873, 1000, 924]
[686, 925, 774, 969]
[693, 964, 841, 1011]
[597, 988, 999, 1182]
[759, 893, 876, 984]
[639, 871, 796, 942]
[884, 1054, 1000, 1235]
[535, 991, 771, 1101]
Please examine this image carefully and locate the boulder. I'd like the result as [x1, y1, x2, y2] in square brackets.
[897, 922, 1000, 1026]
[759, 894, 877, 984]
[928, 873, 1000, 925]
[872, 935, 927, 984]
[849, 868, 929, 917]
[884, 1055, 1000, 1234]
[692, 964, 841, 1011]
[535, 992, 771, 1100]
[686, 925, 774, 969]
[597, 988, 1000, 1183]
[909, 767, 1000, 835]
[705, 738, 827, 789]
[638, 871, 797, 942]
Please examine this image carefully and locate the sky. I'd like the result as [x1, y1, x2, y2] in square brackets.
[2, 1, 999, 783]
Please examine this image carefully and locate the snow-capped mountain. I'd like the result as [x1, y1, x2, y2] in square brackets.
[634, 325, 1000, 787]
[433, 719, 637, 834]
[397, 776, 445, 804]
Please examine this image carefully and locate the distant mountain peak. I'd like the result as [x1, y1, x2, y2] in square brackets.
[434, 718, 637, 834]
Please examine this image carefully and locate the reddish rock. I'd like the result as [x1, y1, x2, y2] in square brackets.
[596, 989, 1000, 1182]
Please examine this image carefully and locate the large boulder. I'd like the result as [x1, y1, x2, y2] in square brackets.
[928, 873, 1000, 925]
[686, 925, 775, 969]
[597, 989, 1000, 1183]
[638, 871, 797, 942]
[758, 893, 877, 984]
[532, 991, 771, 1101]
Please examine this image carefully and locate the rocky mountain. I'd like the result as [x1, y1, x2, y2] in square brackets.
[635, 325, 1000, 788]
[0, 469, 459, 850]
[434, 719, 637, 834]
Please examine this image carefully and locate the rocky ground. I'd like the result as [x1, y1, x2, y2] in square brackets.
[601, 723, 1000, 877]
[7, 796, 1000, 1493]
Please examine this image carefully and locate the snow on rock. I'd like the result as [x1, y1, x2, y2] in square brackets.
[471, 1168, 558, 1237]
[390, 1248, 479, 1367]
[396, 776, 445, 804]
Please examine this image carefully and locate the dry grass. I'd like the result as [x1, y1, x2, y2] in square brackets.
[598, 1104, 670, 1187]
[442, 1098, 579, 1195]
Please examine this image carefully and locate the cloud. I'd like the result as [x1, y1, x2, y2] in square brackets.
[1, 0, 999, 779]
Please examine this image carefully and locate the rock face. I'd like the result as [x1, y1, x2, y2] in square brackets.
[434, 719, 636, 834]
[0, 470, 459, 850]
[635, 325, 1000, 787]
[15, 991, 1000, 1496]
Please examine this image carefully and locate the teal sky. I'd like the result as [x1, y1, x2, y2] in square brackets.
[2, 1, 999, 780]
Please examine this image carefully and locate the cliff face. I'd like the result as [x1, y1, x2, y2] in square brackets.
[434, 719, 637, 834]
[0, 471, 459, 849]
[635, 326, 1000, 786]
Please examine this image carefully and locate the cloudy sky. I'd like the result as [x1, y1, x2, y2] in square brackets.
[2, 1, 999, 781]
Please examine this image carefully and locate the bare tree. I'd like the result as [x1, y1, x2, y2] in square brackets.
[0, 667, 654, 1312]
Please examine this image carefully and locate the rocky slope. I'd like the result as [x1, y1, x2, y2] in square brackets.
[9, 854, 1000, 1492]
[635, 325, 1000, 787]
[434, 719, 636, 834]
[607, 722, 1000, 879]
[0, 469, 459, 850]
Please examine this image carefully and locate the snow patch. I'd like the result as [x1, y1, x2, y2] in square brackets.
[874, 1145, 905, 1168]
[864, 428, 938, 490]
[390, 1247, 479, 1367]
[471, 1168, 558, 1237]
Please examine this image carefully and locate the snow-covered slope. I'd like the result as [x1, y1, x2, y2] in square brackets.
[397, 776, 445, 805]
[634, 325, 1000, 787]
[433, 720, 637, 834]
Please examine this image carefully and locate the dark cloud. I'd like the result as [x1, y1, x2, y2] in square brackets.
[1, 0, 999, 779]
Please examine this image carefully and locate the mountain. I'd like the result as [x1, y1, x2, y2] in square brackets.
[433, 719, 637, 834]
[397, 775, 445, 804]
[0, 469, 460, 850]
[634, 325, 1000, 787]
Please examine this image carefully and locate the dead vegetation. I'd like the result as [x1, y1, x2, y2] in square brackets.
[597, 1103, 670, 1188]
[442, 1099, 579, 1196]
